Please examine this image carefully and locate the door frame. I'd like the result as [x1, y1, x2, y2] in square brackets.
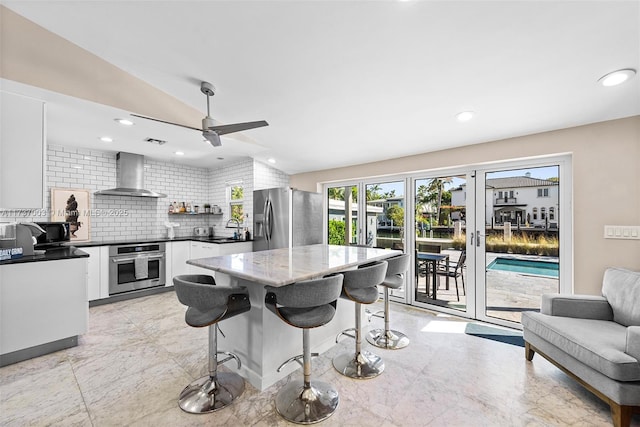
[473, 154, 573, 327]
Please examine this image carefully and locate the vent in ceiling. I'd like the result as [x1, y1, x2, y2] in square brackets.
[145, 137, 167, 145]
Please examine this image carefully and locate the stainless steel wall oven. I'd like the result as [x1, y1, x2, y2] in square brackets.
[109, 243, 166, 295]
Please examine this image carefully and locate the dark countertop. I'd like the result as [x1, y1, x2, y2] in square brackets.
[0, 246, 89, 266]
[66, 236, 254, 248]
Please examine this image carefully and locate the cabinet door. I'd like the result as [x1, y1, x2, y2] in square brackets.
[170, 241, 191, 279]
[84, 246, 109, 301]
[190, 242, 219, 275]
[0, 91, 45, 209]
[84, 247, 101, 301]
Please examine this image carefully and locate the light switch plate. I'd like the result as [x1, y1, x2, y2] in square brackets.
[604, 225, 640, 240]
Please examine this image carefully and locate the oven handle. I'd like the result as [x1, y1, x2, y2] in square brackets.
[111, 254, 165, 263]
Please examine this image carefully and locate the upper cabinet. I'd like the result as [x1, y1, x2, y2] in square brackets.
[0, 91, 46, 209]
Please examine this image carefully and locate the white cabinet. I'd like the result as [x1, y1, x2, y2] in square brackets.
[84, 246, 109, 301]
[190, 242, 219, 275]
[170, 241, 191, 280]
[0, 258, 88, 356]
[219, 241, 252, 256]
[0, 91, 45, 209]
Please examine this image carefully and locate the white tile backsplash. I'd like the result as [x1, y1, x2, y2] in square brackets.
[0, 145, 290, 242]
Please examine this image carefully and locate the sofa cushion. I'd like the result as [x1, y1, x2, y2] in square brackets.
[522, 311, 640, 381]
[602, 268, 640, 327]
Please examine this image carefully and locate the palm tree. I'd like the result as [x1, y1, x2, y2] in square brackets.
[427, 177, 453, 224]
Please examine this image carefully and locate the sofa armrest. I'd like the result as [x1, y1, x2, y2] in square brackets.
[540, 294, 613, 320]
[626, 326, 640, 362]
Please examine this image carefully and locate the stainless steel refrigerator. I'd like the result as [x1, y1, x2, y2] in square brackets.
[253, 187, 323, 251]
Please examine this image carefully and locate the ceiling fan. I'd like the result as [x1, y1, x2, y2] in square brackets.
[131, 81, 268, 147]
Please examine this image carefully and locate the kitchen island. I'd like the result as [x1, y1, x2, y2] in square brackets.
[187, 244, 400, 390]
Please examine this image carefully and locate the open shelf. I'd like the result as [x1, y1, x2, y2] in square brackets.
[168, 212, 222, 215]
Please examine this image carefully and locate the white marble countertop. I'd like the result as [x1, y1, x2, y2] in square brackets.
[187, 244, 401, 286]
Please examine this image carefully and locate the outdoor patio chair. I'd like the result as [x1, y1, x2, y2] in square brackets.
[436, 250, 466, 301]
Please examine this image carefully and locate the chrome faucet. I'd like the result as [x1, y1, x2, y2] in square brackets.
[226, 218, 242, 239]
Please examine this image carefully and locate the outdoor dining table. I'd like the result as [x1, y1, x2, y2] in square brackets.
[416, 252, 449, 300]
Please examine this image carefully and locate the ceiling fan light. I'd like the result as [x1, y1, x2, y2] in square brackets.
[203, 131, 221, 147]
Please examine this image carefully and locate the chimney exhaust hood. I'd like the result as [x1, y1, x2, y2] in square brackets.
[95, 152, 166, 198]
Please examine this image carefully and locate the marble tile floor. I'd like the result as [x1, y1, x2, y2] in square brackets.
[1, 291, 639, 426]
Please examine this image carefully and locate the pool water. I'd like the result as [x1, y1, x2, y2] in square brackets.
[487, 257, 559, 278]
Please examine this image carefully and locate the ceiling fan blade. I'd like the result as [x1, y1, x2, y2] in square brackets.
[131, 113, 203, 132]
[210, 120, 269, 136]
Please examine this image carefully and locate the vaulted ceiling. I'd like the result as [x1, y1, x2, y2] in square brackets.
[2, 1, 639, 174]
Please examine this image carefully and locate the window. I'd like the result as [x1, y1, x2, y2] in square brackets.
[229, 185, 244, 223]
[533, 207, 538, 220]
[549, 207, 555, 220]
[537, 188, 549, 197]
[541, 207, 546, 220]
[498, 191, 503, 198]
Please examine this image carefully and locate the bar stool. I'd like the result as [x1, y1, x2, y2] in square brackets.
[264, 274, 344, 424]
[367, 253, 411, 349]
[333, 261, 388, 379]
[173, 274, 251, 414]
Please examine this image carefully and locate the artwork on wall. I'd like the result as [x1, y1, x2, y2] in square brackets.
[51, 188, 90, 242]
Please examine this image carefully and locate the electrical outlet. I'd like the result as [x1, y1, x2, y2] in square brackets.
[604, 225, 640, 240]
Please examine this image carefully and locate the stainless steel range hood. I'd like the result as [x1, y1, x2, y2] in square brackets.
[95, 152, 166, 198]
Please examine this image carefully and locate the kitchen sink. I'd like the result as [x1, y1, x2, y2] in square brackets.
[210, 237, 242, 243]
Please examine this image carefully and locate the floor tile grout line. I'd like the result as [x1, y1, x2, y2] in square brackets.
[66, 354, 95, 427]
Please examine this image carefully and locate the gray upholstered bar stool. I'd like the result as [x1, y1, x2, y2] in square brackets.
[333, 260, 388, 379]
[367, 253, 411, 349]
[264, 274, 344, 424]
[173, 274, 251, 414]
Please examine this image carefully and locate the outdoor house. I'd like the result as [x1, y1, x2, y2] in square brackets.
[451, 174, 560, 228]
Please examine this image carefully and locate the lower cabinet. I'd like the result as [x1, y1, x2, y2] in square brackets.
[0, 258, 88, 358]
[84, 246, 109, 301]
[190, 242, 219, 275]
[170, 241, 191, 280]
[84, 240, 254, 302]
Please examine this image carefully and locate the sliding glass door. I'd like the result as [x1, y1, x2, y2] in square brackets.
[323, 155, 571, 327]
[474, 161, 571, 327]
[413, 173, 470, 314]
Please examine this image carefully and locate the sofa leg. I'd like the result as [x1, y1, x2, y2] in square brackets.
[610, 403, 632, 427]
[525, 341, 535, 361]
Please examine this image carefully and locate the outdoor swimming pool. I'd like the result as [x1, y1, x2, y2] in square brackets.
[487, 257, 559, 278]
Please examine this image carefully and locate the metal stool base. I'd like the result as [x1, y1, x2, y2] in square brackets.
[178, 372, 245, 414]
[275, 379, 339, 424]
[367, 328, 410, 350]
[332, 350, 384, 379]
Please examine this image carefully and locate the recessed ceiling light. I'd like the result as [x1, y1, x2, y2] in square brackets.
[175, 151, 185, 156]
[100, 136, 113, 142]
[115, 118, 134, 126]
[267, 158, 276, 164]
[456, 111, 474, 122]
[598, 69, 636, 87]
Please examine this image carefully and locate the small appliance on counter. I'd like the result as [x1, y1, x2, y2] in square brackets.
[0, 222, 46, 259]
[34, 222, 70, 248]
[193, 227, 208, 237]
[165, 221, 179, 239]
